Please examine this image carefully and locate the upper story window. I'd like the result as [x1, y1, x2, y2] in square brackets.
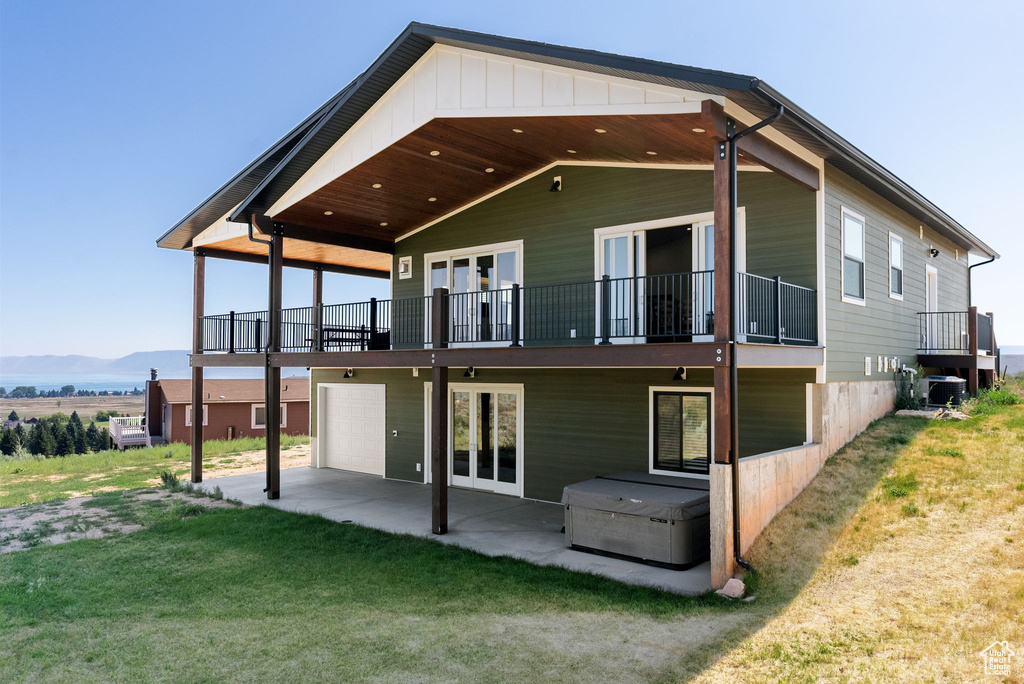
[889, 233, 904, 299]
[841, 208, 866, 304]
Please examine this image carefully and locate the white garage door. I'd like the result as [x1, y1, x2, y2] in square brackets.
[319, 383, 386, 475]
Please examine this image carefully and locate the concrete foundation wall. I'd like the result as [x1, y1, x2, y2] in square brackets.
[710, 379, 895, 587]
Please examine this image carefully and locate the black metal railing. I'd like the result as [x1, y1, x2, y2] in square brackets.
[200, 310, 267, 353]
[917, 311, 969, 353]
[199, 271, 818, 352]
[738, 273, 818, 345]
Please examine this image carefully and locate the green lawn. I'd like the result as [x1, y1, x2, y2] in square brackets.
[1, 384, 1021, 683]
[0, 435, 309, 507]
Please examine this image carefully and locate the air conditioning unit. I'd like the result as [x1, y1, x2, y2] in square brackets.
[921, 375, 966, 407]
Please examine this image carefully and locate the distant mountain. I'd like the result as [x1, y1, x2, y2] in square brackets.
[1000, 345, 1024, 355]
[1003, 355, 1024, 376]
[1, 350, 192, 377]
[0, 350, 309, 381]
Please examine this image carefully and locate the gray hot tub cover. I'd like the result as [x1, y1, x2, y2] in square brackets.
[561, 477, 710, 520]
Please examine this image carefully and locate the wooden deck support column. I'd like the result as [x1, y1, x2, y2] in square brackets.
[712, 137, 734, 465]
[191, 252, 205, 483]
[431, 287, 449, 535]
[967, 305, 979, 395]
[265, 225, 284, 499]
[312, 266, 324, 352]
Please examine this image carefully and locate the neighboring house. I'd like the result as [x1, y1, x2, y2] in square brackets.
[142, 377, 309, 445]
[156, 24, 999, 589]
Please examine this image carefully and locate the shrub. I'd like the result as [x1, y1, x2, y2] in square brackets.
[894, 369, 924, 411]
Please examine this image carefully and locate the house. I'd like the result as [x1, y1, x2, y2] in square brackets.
[142, 377, 309, 445]
[156, 24, 999, 589]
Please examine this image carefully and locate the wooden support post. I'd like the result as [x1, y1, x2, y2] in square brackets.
[191, 252, 205, 483]
[431, 287, 449, 534]
[967, 305, 979, 395]
[265, 228, 284, 499]
[312, 267, 324, 352]
[712, 137, 733, 464]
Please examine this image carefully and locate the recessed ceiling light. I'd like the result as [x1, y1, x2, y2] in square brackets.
[691, 127, 706, 133]
[512, 128, 523, 133]
[566, 149, 577, 154]
[429, 150, 440, 156]
[428, 197, 437, 202]
[323, 210, 333, 215]
[594, 128, 606, 133]
[646, 151, 657, 156]
[380, 222, 389, 227]
[372, 183, 382, 189]
[485, 167, 495, 173]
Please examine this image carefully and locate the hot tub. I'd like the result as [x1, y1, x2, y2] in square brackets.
[562, 472, 710, 570]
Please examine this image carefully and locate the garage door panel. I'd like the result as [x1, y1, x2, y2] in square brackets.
[319, 384, 385, 476]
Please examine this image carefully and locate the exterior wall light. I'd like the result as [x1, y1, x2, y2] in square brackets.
[673, 367, 687, 381]
[929, 248, 940, 258]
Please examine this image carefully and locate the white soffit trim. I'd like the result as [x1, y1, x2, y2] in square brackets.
[267, 44, 724, 218]
[394, 161, 768, 242]
[724, 101, 823, 170]
[192, 203, 246, 247]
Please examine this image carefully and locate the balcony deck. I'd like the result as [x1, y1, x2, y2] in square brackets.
[197, 271, 818, 370]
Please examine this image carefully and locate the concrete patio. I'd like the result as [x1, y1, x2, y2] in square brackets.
[200, 466, 712, 595]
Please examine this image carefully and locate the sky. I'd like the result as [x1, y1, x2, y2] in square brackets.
[1, 0, 1021, 358]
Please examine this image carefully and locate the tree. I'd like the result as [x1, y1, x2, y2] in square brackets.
[10, 386, 37, 399]
[13, 424, 26, 446]
[72, 426, 87, 454]
[55, 427, 74, 456]
[69, 411, 82, 429]
[85, 422, 100, 451]
[37, 424, 57, 456]
[0, 387, 6, 397]
[0, 428, 16, 456]
[7, 410, 18, 421]
[60, 385, 75, 397]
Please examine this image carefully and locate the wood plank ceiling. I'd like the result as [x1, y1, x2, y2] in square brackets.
[272, 112, 753, 244]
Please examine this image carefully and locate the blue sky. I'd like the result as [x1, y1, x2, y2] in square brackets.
[1, 0, 1021, 357]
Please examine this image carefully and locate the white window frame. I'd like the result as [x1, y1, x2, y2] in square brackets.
[423, 239, 524, 348]
[840, 206, 867, 306]
[184, 405, 208, 427]
[888, 232, 904, 300]
[648, 386, 714, 479]
[251, 403, 288, 429]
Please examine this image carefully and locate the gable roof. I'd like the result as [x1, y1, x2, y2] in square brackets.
[158, 377, 309, 404]
[158, 22, 997, 258]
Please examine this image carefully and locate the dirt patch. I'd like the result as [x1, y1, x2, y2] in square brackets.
[0, 489, 241, 553]
[140, 443, 311, 484]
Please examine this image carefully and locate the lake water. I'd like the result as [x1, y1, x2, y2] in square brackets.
[0, 368, 308, 394]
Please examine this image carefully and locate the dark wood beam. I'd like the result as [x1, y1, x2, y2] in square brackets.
[431, 288, 449, 535]
[712, 135, 733, 465]
[265, 231, 283, 500]
[189, 342, 731, 369]
[701, 100, 819, 192]
[272, 221, 395, 255]
[191, 252, 205, 483]
[193, 247, 389, 279]
[312, 267, 324, 353]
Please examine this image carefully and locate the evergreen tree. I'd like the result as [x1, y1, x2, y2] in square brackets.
[97, 427, 111, 451]
[7, 410, 18, 421]
[0, 428, 16, 456]
[27, 424, 42, 455]
[69, 411, 82, 429]
[73, 426, 87, 454]
[85, 422, 100, 451]
[55, 427, 74, 456]
[14, 424, 26, 446]
[38, 424, 57, 456]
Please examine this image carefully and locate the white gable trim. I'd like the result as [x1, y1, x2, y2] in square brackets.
[395, 160, 769, 243]
[192, 203, 246, 247]
[267, 44, 724, 218]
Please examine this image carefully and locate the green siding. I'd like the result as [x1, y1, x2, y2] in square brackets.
[823, 165, 970, 382]
[311, 367, 813, 503]
[393, 165, 816, 295]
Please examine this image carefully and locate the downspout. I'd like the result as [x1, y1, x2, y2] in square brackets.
[967, 255, 996, 306]
[727, 105, 784, 575]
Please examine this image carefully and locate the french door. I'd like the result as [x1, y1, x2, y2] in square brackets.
[449, 384, 522, 496]
[691, 219, 715, 339]
[426, 243, 520, 347]
[596, 230, 646, 342]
